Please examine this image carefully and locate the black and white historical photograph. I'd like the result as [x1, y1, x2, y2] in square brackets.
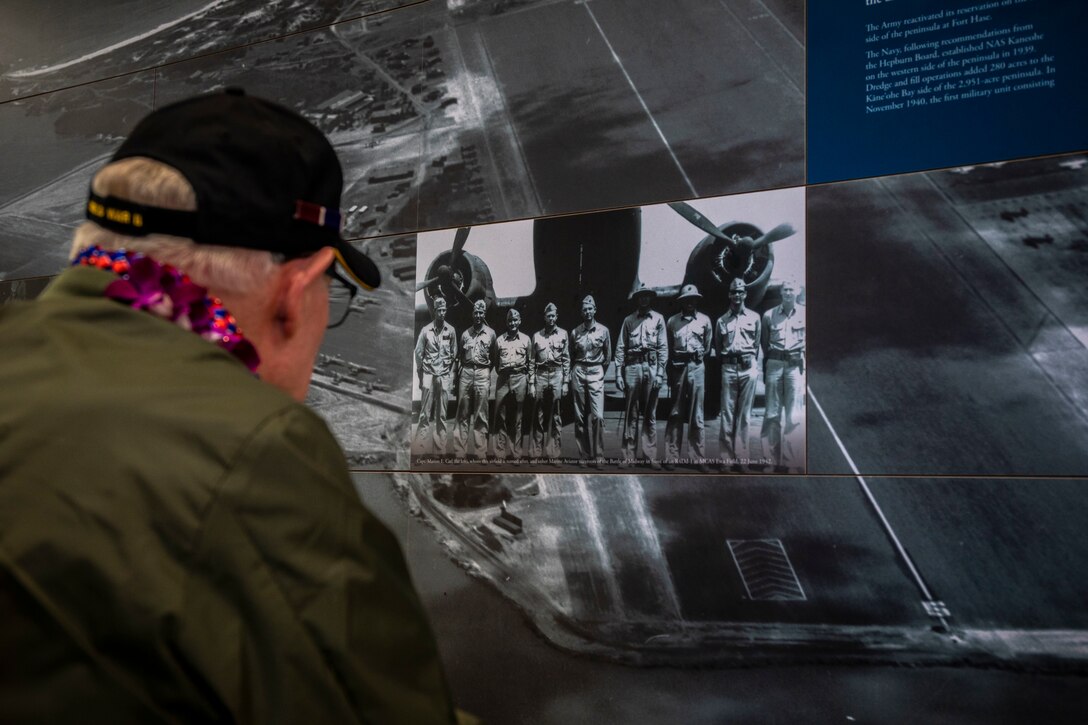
[0, 0, 804, 279]
[361, 470, 1088, 723]
[306, 234, 417, 468]
[807, 151, 1088, 476]
[410, 189, 806, 472]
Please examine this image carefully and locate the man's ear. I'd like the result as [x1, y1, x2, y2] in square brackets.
[275, 247, 336, 338]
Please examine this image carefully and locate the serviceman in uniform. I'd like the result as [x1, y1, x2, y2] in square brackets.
[664, 284, 713, 471]
[761, 278, 805, 471]
[452, 299, 496, 461]
[716, 277, 762, 468]
[528, 302, 570, 463]
[492, 308, 532, 464]
[414, 295, 457, 456]
[569, 295, 611, 466]
[614, 284, 668, 467]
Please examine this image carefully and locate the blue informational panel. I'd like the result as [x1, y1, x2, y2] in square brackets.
[808, 0, 1088, 183]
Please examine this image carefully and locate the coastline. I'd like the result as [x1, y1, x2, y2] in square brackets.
[5, 0, 233, 79]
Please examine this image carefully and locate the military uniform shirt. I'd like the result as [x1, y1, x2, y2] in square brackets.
[666, 312, 712, 357]
[571, 321, 612, 365]
[615, 310, 668, 377]
[415, 321, 457, 375]
[763, 304, 806, 351]
[530, 327, 570, 384]
[459, 324, 496, 367]
[716, 307, 761, 355]
[495, 331, 532, 372]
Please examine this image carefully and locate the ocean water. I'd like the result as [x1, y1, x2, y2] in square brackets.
[0, 0, 211, 72]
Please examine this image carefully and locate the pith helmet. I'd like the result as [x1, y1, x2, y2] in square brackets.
[677, 284, 702, 301]
[629, 283, 657, 301]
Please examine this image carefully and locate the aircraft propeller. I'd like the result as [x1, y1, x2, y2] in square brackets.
[668, 201, 796, 281]
[668, 201, 733, 241]
[449, 226, 469, 272]
[417, 227, 474, 311]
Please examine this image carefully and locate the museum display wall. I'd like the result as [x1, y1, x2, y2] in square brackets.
[3, 1, 1088, 722]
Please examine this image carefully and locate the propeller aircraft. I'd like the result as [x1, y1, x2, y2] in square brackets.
[411, 189, 806, 415]
[414, 191, 804, 345]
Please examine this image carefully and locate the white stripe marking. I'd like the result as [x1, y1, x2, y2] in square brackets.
[580, 1, 698, 197]
[808, 386, 950, 625]
[621, 476, 684, 620]
[572, 474, 626, 618]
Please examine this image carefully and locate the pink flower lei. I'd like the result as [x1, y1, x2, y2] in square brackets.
[73, 246, 260, 373]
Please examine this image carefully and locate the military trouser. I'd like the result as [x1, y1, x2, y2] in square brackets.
[492, 369, 527, 460]
[719, 360, 757, 462]
[531, 366, 563, 460]
[664, 361, 705, 463]
[415, 371, 453, 455]
[453, 365, 491, 458]
[572, 363, 605, 461]
[621, 361, 660, 461]
[761, 358, 803, 468]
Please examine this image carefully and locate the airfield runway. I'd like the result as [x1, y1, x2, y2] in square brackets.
[807, 155, 1088, 476]
[457, 0, 805, 215]
[401, 472, 1088, 643]
[357, 472, 1088, 723]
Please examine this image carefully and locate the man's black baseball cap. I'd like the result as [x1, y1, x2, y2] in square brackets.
[86, 87, 379, 290]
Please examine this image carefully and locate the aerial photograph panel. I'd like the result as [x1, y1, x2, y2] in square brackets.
[0, 0, 806, 283]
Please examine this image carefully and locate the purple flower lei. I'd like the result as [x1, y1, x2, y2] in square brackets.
[73, 246, 260, 373]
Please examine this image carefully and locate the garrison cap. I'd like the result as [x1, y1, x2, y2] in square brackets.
[89, 88, 380, 290]
[581, 295, 596, 308]
[729, 278, 747, 292]
[473, 299, 487, 312]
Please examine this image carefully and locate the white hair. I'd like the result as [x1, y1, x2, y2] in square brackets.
[70, 157, 280, 295]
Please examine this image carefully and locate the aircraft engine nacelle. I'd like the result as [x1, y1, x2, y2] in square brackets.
[421, 249, 497, 330]
[682, 222, 774, 317]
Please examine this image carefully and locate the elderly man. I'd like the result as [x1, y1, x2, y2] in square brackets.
[614, 283, 668, 467]
[716, 277, 762, 468]
[492, 308, 532, 464]
[528, 302, 570, 463]
[664, 284, 713, 471]
[569, 295, 611, 466]
[761, 279, 806, 472]
[452, 299, 496, 460]
[0, 90, 458, 723]
[415, 295, 458, 457]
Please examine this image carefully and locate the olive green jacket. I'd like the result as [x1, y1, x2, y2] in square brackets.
[0, 266, 457, 724]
